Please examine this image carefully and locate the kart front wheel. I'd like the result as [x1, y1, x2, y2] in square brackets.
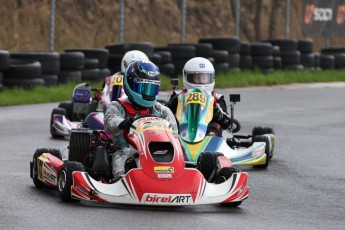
[215, 166, 242, 184]
[216, 167, 243, 207]
[252, 126, 275, 159]
[58, 161, 85, 202]
[253, 135, 271, 169]
[31, 148, 62, 188]
[230, 118, 241, 133]
[220, 201, 242, 207]
[197, 152, 223, 182]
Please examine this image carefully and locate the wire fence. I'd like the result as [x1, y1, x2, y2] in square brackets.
[0, 0, 343, 53]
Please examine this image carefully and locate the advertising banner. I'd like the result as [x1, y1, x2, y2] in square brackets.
[303, 0, 345, 36]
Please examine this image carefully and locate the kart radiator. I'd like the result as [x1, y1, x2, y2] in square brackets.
[69, 129, 92, 169]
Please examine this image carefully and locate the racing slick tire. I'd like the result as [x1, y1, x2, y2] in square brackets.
[215, 167, 243, 207]
[31, 148, 62, 188]
[252, 135, 271, 168]
[197, 152, 223, 182]
[58, 161, 85, 202]
[50, 108, 67, 138]
[252, 126, 274, 136]
[230, 118, 241, 133]
[58, 102, 73, 120]
[252, 126, 275, 158]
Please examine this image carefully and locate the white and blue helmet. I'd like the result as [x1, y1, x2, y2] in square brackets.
[124, 60, 160, 108]
[183, 57, 215, 93]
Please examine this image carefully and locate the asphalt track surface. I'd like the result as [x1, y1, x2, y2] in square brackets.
[0, 83, 344, 230]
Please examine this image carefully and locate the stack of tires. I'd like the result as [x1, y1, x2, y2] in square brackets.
[155, 45, 195, 77]
[298, 39, 315, 70]
[321, 47, 345, 70]
[10, 52, 60, 86]
[58, 52, 85, 84]
[265, 39, 303, 70]
[105, 42, 154, 74]
[272, 46, 282, 70]
[0, 50, 10, 90]
[65, 48, 110, 81]
[239, 43, 252, 70]
[199, 37, 241, 71]
[251, 42, 274, 72]
[3, 59, 43, 88]
[151, 50, 175, 78]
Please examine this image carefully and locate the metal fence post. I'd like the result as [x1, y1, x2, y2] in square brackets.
[119, 0, 125, 43]
[180, 0, 187, 43]
[49, 0, 56, 52]
[235, 0, 240, 38]
[285, 0, 290, 39]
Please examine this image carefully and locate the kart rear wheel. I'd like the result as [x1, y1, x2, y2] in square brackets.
[252, 126, 274, 136]
[253, 135, 271, 168]
[58, 102, 73, 120]
[50, 108, 67, 138]
[58, 161, 85, 202]
[197, 152, 223, 182]
[31, 148, 62, 188]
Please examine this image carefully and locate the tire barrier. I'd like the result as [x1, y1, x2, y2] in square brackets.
[58, 52, 84, 84]
[3, 59, 44, 88]
[0, 50, 10, 71]
[10, 52, 59, 86]
[321, 47, 345, 70]
[251, 42, 274, 71]
[66, 49, 110, 81]
[240, 43, 252, 70]
[155, 45, 196, 77]
[105, 42, 154, 74]
[153, 51, 174, 78]
[199, 37, 240, 70]
[1, 38, 345, 89]
[298, 40, 315, 69]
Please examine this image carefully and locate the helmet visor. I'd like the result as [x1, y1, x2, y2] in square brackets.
[129, 79, 160, 97]
[186, 72, 214, 84]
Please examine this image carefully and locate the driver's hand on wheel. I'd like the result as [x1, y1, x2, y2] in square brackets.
[219, 114, 232, 129]
[118, 117, 134, 130]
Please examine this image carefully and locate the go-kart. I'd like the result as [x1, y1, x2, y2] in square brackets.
[50, 74, 124, 138]
[30, 116, 249, 207]
[176, 88, 275, 168]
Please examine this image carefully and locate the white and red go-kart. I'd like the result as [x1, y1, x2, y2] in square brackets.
[31, 116, 249, 207]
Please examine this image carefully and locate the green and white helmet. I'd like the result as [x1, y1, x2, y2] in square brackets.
[182, 57, 215, 93]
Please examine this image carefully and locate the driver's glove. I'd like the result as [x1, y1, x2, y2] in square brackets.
[219, 114, 232, 129]
[118, 117, 134, 130]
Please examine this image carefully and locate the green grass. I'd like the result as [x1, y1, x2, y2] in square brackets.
[1, 70, 345, 106]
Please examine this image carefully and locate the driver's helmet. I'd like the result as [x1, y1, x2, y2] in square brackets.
[121, 50, 149, 72]
[123, 60, 160, 108]
[183, 57, 215, 94]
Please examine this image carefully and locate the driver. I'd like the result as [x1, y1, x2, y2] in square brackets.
[167, 57, 232, 137]
[104, 60, 178, 182]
